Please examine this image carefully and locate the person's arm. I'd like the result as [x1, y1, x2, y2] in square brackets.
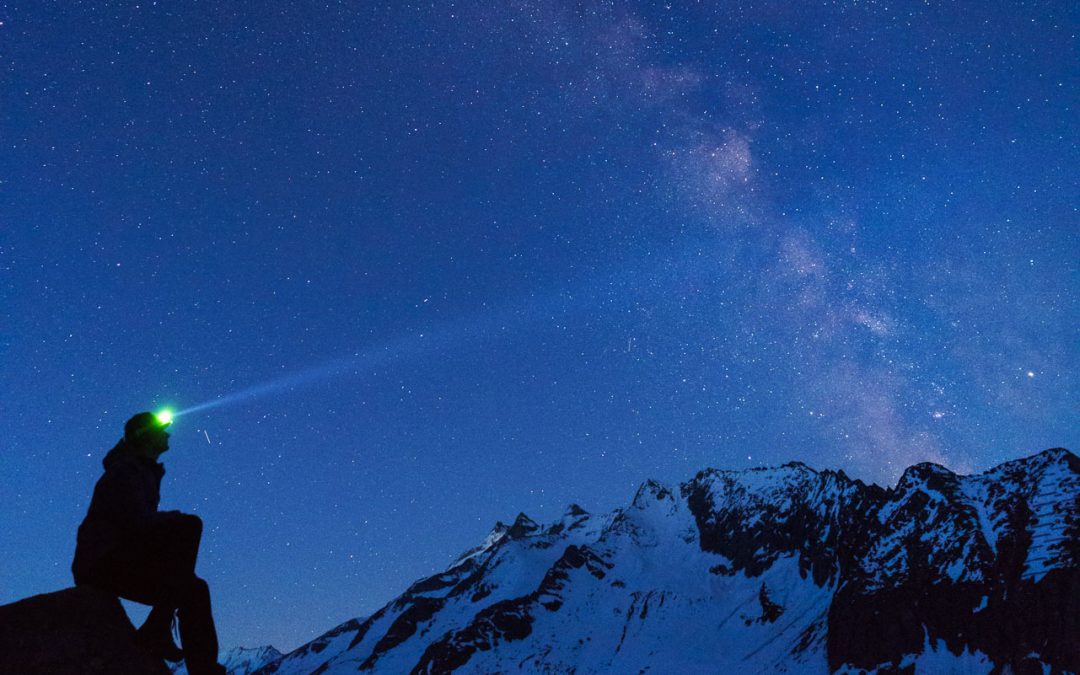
[91, 462, 166, 533]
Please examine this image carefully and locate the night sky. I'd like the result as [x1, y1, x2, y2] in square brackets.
[2, 0, 1076, 652]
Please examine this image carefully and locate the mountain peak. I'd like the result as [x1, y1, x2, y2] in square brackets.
[506, 512, 540, 539]
[452, 521, 510, 566]
[546, 503, 592, 536]
[1023, 446, 1076, 470]
[896, 461, 957, 492]
[1041, 446, 1075, 460]
[564, 503, 588, 517]
[630, 478, 674, 508]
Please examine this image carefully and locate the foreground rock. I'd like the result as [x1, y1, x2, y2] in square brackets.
[0, 586, 169, 675]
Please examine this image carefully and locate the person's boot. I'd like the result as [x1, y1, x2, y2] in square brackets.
[136, 607, 184, 663]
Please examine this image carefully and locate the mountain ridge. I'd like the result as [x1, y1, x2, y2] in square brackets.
[251, 448, 1078, 674]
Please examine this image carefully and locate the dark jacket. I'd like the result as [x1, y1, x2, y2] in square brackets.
[72, 439, 170, 583]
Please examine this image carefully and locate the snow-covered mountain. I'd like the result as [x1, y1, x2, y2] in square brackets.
[171, 645, 282, 675]
[248, 448, 1077, 674]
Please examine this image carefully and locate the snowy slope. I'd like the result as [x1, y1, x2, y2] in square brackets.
[171, 645, 282, 675]
[251, 448, 1078, 674]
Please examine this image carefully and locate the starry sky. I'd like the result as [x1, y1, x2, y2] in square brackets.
[1, 0, 1076, 653]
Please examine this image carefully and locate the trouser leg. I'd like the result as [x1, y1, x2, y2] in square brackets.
[140, 604, 175, 634]
[163, 513, 203, 577]
[158, 516, 220, 673]
[81, 513, 220, 672]
[178, 576, 221, 675]
[139, 515, 203, 633]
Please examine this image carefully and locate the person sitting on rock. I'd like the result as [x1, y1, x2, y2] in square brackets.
[72, 411, 226, 675]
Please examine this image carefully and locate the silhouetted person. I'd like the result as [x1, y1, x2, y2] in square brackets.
[72, 412, 225, 675]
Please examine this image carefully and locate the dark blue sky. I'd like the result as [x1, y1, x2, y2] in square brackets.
[2, 0, 1076, 651]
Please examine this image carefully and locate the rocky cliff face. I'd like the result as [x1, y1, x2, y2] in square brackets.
[253, 448, 1078, 674]
[827, 448, 1079, 673]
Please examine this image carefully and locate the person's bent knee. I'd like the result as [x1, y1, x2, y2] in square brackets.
[172, 513, 202, 539]
[170, 575, 208, 603]
[177, 576, 211, 614]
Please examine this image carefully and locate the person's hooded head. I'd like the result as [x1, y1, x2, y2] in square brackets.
[124, 411, 172, 460]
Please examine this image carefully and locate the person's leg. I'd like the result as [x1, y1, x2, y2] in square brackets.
[176, 575, 223, 675]
[85, 514, 202, 599]
[80, 514, 215, 667]
[135, 604, 182, 661]
[139, 514, 218, 669]
[80, 537, 184, 661]
[153, 515, 222, 674]
[159, 513, 202, 577]
[140, 605, 174, 633]
[81, 535, 161, 604]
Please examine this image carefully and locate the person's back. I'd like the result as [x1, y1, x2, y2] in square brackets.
[73, 412, 225, 675]
[73, 436, 165, 584]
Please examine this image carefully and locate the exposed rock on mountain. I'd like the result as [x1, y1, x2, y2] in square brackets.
[252, 448, 1077, 674]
